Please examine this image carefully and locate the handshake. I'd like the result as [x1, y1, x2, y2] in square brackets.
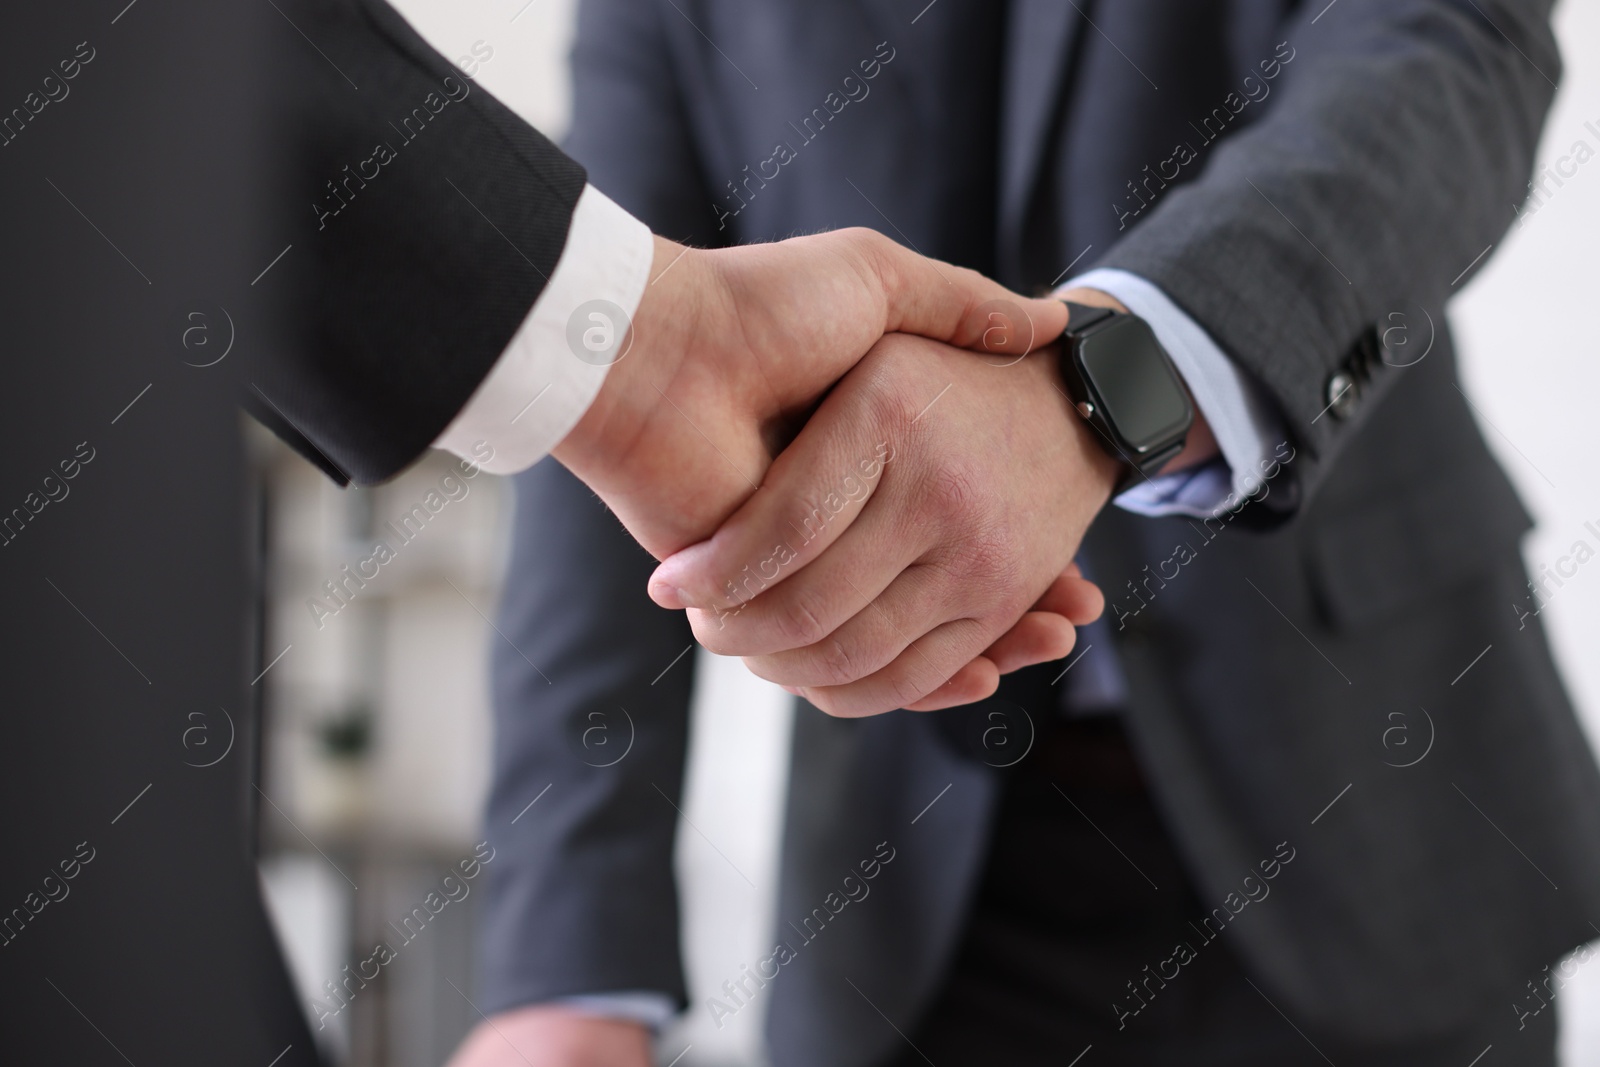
[548, 228, 1163, 717]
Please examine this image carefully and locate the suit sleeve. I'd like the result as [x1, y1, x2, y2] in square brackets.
[246, 0, 589, 485]
[564, 0, 729, 246]
[478, 460, 695, 1014]
[1097, 0, 1560, 512]
[473, 0, 724, 1017]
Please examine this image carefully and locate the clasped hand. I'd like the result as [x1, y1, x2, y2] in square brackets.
[553, 229, 1120, 717]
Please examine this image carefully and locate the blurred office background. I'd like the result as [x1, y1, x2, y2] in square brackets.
[251, 1, 1600, 1064]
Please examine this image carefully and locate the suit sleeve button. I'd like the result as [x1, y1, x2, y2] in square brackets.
[1324, 370, 1359, 420]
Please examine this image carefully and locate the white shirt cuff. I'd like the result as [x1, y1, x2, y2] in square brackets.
[432, 184, 654, 474]
[545, 991, 678, 1030]
[1060, 267, 1288, 519]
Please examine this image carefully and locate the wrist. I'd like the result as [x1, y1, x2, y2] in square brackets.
[553, 236, 705, 474]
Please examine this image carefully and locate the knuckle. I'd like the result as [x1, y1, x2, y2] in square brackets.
[847, 226, 892, 260]
[688, 610, 737, 655]
[836, 227, 891, 280]
[964, 525, 1024, 587]
[887, 667, 933, 711]
[847, 225, 884, 247]
[915, 482, 1023, 588]
[922, 463, 985, 523]
[816, 635, 864, 687]
[775, 590, 830, 648]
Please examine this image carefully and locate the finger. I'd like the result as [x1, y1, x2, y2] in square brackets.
[647, 372, 898, 613]
[1033, 570, 1105, 627]
[970, 570, 1101, 678]
[686, 500, 924, 659]
[799, 617, 1003, 718]
[740, 562, 958, 688]
[744, 563, 1082, 695]
[903, 658, 1001, 711]
[967, 568, 1099, 679]
[861, 233, 1069, 355]
[982, 612, 1078, 676]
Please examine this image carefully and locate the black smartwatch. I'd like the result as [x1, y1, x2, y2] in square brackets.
[1058, 301, 1193, 492]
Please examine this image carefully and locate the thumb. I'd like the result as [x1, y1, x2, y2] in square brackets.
[859, 232, 1069, 355]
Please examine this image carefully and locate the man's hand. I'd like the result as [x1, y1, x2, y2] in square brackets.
[551, 229, 1069, 561]
[645, 332, 1122, 717]
[445, 1005, 651, 1067]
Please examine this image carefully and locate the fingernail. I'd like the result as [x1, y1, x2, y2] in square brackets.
[649, 581, 697, 610]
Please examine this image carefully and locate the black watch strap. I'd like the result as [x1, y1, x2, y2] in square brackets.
[1061, 301, 1118, 337]
[1115, 439, 1186, 494]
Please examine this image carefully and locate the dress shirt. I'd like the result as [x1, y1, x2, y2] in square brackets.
[432, 184, 652, 472]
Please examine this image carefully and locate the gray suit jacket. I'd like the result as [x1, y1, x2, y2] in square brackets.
[480, 2, 1600, 1065]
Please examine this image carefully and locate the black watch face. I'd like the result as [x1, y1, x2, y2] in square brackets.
[1077, 316, 1192, 453]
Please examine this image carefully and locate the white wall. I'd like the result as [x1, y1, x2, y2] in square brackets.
[1454, 2, 1600, 1057]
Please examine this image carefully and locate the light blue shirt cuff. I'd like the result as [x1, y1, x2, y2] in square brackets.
[545, 991, 678, 1030]
[1060, 267, 1289, 519]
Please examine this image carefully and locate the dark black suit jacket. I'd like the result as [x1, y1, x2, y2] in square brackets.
[478, 2, 1600, 1065]
[246, 0, 587, 485]
[0, 1, 586, 1060]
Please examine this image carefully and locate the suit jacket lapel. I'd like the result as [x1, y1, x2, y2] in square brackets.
[999, 0, 1082, 281]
